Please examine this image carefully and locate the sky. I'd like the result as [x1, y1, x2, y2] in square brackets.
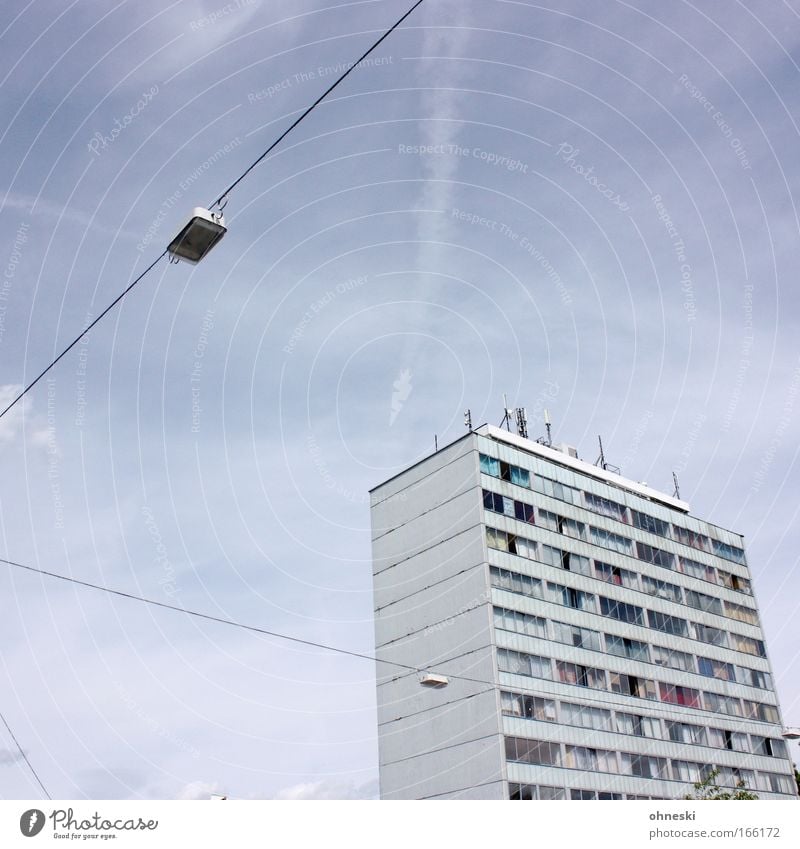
[0, 0, 799, 800]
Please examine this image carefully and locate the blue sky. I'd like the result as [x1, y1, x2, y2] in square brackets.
[0, 0, 799, 799]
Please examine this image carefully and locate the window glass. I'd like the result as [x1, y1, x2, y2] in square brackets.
[479, 453, 500, 476]
[591, 526, 633, 554]
[505, 737, 561, 766]
[678, 556, 715, 582]
[631, 510, 670, 537]
[609, 673, 656, 700]
[561, 702, 612, 731]
[659, 683, 700, 708]
[552, 620, 602, 652]
[605, 634, 650, 662]
[686, 590, 723, 616]
[672, 525, 709, 551]
[672, 760, 703, 783]
[584, 491, 628, 521]
[667, 721, 706, 746]
[493, 607, 547, 639]
[641, 574, 682, 602]
[731, 634, 766, 657]
[637, 542, 675, 569]
[595, 561, 639, 589]
[599, 596, 644, 625]
[620, 753, 669, 779]
[725, 601, 758, 625]
[711, 539, 746, 564]
[651, 645, 694, 672]
[647, 610, 688, 636]
[615, 712, 661, 738]
[501, 691, 557, 721]
[564, 746, 618, 773]
[693, 623, 728, 647]
[509, 465, 530, 488]
[556, 661, 606, 690]
[705, 693, 744, 719]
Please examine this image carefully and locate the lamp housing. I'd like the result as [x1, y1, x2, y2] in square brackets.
[168, 207, 226, 264]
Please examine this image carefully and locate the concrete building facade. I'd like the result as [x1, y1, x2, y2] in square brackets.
[370, 425, 796, 800]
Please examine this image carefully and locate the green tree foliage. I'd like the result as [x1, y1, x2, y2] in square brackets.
[683, 768, 758, 800]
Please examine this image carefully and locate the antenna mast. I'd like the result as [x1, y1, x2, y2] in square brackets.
[596, 435, 620, 474]
[500, 394, 513, 431]
[464, 409, 472, 430]
[515, 407, 528, 439]
[672, 471, 681, 500]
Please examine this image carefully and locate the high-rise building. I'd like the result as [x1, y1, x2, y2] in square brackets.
[370, 424, 797, 800]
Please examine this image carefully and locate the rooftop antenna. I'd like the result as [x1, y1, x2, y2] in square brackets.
[596, 435, 620, 474]
[672, 471, 681, 500]
[464, 409, 472, 431]
[434, 434, 438, 452]
[515, 407, 528, 439]
[544, 408, 553, 447]
[500, 394, 514, 431]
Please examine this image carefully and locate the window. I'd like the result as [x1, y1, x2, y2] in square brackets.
[685, 590, 723, 616]
[725, 601, 758, 625]
[479, 453, 500, 477]
[637, 542, 675, 569]
[490, 566, 543, 600]
[542, 544, 591, 577]
[708, 728, 749, 752]
[620, 753, 669, 779]
[564, 745, 618, 773]
[717, 568, 752, 595]
[651, 645, 694, 672]
[672, 760, 704, 783]
[509, 783, 565, 800]
[647, 610, 688, 636]
[570, 789, 596, 800]
[697, 657, 736, 682]
[631, 509, 670, 537]
[552, 620, 602, 652]
[605, 634, 650, 662]
[599, 596, 644, 625]
[711, 539, 746, 564]
[641, 574, 683, 603]
[615, 712, 661, 738]
[737, 666, 771, 690]
[493, 607, 548, 639]
[548, 582, 596, 612]
[757, 773, 794, 794]
[692, 623, 728, 647]
[538, 509, 559, 532]
[610, 673, 657, 700]
[672, 525, 709, 551]
[591, 526, 633, 554]
[533, 474, 580, 504]
[678, 556, 716, 582]
[501, 691, 557, 721]
[751, 736, 787, 759]
[667, 721, 706, 746]
[505, 737, 561, 766]
[561, 702, 611, 731]
[562, 550, 591, 576]
[509, 465, 530, 488]
[556, 661, 606, 690]
[497, 649, 553, 680]
[703, 692, 743, 718]
[595, 561, 638, 589]
[584, 491, 628, 522]
[741, 700, 779, 723]
[659, 683, 700, 708]
[731, 633, 766, 657]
